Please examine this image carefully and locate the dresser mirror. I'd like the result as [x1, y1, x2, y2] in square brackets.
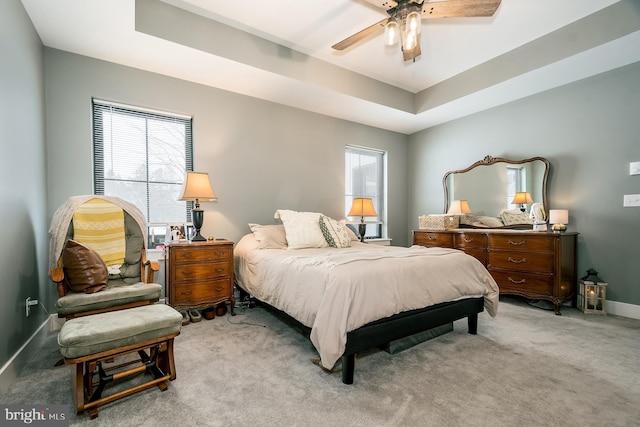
[443, 155, 550, 228]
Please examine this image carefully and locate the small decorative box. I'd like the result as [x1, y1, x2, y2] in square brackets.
[419, 214, 459, 230]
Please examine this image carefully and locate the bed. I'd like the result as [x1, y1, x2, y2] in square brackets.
[234, 212, 499, 384]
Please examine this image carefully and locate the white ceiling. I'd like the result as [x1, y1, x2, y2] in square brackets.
[21, 0, 640, 134]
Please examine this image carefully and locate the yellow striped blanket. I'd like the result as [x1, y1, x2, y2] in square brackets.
[72, 198, 126, 266]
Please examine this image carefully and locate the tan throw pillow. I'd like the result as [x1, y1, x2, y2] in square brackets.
[248, 224, 288, 249]
[62, 240, 108, 294]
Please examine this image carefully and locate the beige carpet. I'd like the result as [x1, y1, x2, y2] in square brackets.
[2, 297, 639, 426]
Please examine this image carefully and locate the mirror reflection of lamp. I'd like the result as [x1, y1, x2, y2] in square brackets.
[348, 198, 378, 243]
[511, 192, 533, 212]
[549, 209, 569, 232]
[447, 200, 472, 215]
[179, 172, 217, 241]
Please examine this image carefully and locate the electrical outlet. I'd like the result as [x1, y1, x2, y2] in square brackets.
[623, 194, 640, 207]
[25, 297, 38, 317]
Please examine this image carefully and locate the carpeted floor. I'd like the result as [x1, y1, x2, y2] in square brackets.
[2, 297, 639, 426]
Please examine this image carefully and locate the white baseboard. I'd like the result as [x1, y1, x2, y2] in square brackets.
[606, 300, 640, 319]
[0, 316, 52, 395]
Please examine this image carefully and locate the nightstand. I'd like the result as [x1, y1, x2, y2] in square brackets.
[165, 240, 235, 314]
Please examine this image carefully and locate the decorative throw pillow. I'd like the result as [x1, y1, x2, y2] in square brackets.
[248, 224, 288, 249]
[339, 220, 360, 242]
[500, 210, 534, 226]
[475, 216, 505, 228]
[62, 240, 108, 294]
[275, 209, 329, 250]
[319, 216, 351, 248]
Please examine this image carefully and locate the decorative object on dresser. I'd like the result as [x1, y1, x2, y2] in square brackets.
[347, 197, 378, 242]
[413, 229, 578, 315]
[443, 155, 550, 228]
[578, 268, 607, 315]
[179, 171, 217, 241]
[165, 240, 235, 315]
[549, 209, 569, 232]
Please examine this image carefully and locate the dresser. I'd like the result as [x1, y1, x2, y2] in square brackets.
[165, 240, 235, 314]
[413, 229, 578, 314]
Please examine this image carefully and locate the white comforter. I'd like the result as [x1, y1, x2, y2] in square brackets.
[234, 234, 499, 370]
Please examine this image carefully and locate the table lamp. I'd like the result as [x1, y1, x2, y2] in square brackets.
[348, 198, 378, 242]
[179, 172, 217, 241]
[512, 192, 533, 212]
[549, 209, 568, 232]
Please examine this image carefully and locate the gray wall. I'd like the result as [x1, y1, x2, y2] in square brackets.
[43, 48, 409, 269]
[0, 1, 49, 368]
[408, 61, 640, 306]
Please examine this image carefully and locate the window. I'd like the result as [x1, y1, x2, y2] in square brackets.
[345, 146, 385, 239]
[506, 166, 523, 209]
[92, 100, 193, 246]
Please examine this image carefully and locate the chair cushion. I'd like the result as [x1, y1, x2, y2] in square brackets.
[58, 304, 182, 359]
[56, 282, 161, 316]
[62, 240, 108, 294]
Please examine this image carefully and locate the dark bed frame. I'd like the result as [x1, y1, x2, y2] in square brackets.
[238, 287, 484, 384]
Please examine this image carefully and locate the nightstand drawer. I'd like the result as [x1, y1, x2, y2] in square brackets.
[173, 279, 231, 305]
[171, 261, 230, 283]
[172, 246, 232, 264]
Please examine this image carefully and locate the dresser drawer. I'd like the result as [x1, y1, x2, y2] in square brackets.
[171, 261, 230, 283]
[461, 248, 486, 265]
[487, 235, 553, 253]
[413, 232, 454, 248]
[171, 246, 232, 264]
[455, 233, 485, 249]
[487, 251, 553, 273]
[490, 270, 553, 296]
[172, 279, 231, 306]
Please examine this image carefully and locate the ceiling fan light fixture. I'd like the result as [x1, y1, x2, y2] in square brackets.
[402, 29, 418, 51]
[406, 10, 421, 34]
[384, 19, 399, 46]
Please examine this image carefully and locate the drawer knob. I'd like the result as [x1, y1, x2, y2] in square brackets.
[464, 238, 473, 243]
[508, 239, 526, 246]
[428, 236, 437, 240]
[215, 251, 226, 257]
[508, 257, 527, 264]
[180, 290, 192, 295]
[215, 287, 223, 291]
[215, 268, 225, 273]
[508, 277, 527, 285]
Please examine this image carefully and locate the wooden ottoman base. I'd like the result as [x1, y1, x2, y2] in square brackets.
[64, 334, 178, 419]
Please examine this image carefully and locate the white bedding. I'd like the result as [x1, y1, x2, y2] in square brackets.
[234, 234, 499, 370]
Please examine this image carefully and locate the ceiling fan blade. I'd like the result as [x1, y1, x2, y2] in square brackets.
[332, 18, 388, 51]
[421, 0, 501, 18]
[362, 0, 398, 11]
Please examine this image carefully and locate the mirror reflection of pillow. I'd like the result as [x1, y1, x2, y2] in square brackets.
[475, 216, 505, 228]
[500, 211, 534, 226]
[62, 240, 108, 294]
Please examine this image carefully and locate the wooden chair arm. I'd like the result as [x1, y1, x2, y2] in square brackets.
[144, 260, 161, 283]
[50, 266, 67, 297]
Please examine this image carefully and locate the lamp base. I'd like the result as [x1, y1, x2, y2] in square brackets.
[551, 223, 567, 232]
[358, 222, 366, 243]
[191, 208, 206, 241]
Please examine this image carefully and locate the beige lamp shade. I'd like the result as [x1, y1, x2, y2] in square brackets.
[348, 198, 378, 218]
[549, 209, 568, 232]
[447, 200, 472, 214]
[511, 192, 533, 205]
[179, 172, 217, 205]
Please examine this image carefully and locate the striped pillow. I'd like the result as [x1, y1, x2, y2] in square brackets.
[72, 198, 126, 266]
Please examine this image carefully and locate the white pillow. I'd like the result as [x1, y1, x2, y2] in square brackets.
[339, 219, 360, 242]
[248, 224, 287, 249]
[275, 210, 329, 250]
[319, 216, 351, 248]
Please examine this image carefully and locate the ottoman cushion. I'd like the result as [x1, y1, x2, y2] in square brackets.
[58, 304, 182, 359]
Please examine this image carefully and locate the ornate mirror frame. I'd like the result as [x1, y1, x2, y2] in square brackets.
[443, 155, 550, 228]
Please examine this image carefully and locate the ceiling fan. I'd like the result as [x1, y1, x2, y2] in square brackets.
[332, 0, 502, 62]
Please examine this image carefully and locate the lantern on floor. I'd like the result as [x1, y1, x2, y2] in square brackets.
[578, 268, 607, 315]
